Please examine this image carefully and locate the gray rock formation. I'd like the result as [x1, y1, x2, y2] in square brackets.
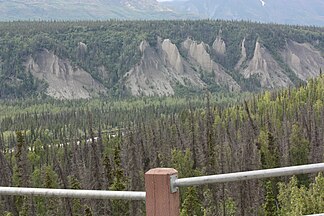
[161, 39, 184, 74]
[25, 49, 106, 99]
[242, 40, 292, 88]
[160, 38, 205, 87]
[124, 40, 175, 96]
[20, 36, 324, 99]
[124, 39, 205, 96]
[183, 38, 240, 91]
[282, 40, 324, 81]
[77, 42, 87, 60]
[183, 38, 213, 72]
[212, 36, 226, 55]
[235, 38, 247, 70]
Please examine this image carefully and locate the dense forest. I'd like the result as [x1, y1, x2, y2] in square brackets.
[0, 20, 323, 98]
[0, 74, 323, 215]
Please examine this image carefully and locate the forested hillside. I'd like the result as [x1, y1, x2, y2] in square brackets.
[0, 75, 323, 215]
[0, 20, 323, 99]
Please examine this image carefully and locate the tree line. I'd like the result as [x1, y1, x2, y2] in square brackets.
[0, 20, 323, 98]
[0, 75, 323, 215]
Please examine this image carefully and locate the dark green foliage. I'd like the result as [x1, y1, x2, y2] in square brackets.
[289, 124, 310, 166]
[180, 187, 204, 216]
[0, 20, 323, 98]
[84, 206, 93, 216]
[289, 124, 310, 186]
[276, 174, 324, 215]
[263, 181, 278, 216]
[68, 176, 83, 216]
[0, 76, 323, 215]
[13, 131, 29, 215]
[109, 139, 130, 216]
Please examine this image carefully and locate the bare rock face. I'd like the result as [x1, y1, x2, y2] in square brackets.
[212, 36, 226, 55]
[235, 38, 247, 70]
[242, 40, 292, 88]
[183, 38, 240, 91]
[124, 40, 205, 96]
[183, 38, 213, 72]
[124, 40, 175, 96]
[77, 42, 87, 60]
[161, 39, 184, 74]
[25, 49, 106, 99]
[78, 42, 87, 53]
[282, 40, 324, 81]
[161, 38, 205, 87]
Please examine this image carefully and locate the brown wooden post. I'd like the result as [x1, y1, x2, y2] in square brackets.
[145, 168, 180, 216]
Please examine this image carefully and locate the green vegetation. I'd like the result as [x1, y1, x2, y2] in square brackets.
[0, 74, 323, 215]
[0, 20, 323, 98]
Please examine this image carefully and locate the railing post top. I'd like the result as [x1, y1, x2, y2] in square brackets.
[145, 168, 178, 175]
[145, 168, 180, 216]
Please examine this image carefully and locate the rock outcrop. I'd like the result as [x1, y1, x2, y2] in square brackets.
[25, 49, 106, 99]
[124, 40, 205, 96]
[161, 39, 205, 86]
[22, 36, 324, 98]
[212, 36, 226, 55]
[282, 40, 324, 81]
[161, 39, 184, 74]
[242, 40, 292, 88]
[77, 42, 87, 60]
[183, 38, 214, 72]
[235, 38, 247, 70]
[183, 38, 240, 91]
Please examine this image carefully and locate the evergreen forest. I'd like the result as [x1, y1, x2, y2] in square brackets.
[0, 74, 323, 215]
[0, 20, 324, 98]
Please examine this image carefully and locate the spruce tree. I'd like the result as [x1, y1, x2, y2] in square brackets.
[109, 138, 129, 216]
[289, 124, 310, 185]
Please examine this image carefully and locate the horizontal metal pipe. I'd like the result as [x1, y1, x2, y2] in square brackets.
[304, 214, 324, 216]
[174, 163, 324, 187]
[0, 187, 146, 200]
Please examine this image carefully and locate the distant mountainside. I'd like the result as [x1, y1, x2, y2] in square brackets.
[0, 0, 185, 20]
[163, 0, 324, 26]
[0, 20, 323, 99]
[0, 0, 323, 26]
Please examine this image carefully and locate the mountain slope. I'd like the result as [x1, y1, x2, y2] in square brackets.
[0, 20, 323, 99]
[0, 0, 323, 26]
[124, 39, 205, 96]
[0, 0, 181, 21]
[25, 49, 106, 99]
[163, 0, 324, 26]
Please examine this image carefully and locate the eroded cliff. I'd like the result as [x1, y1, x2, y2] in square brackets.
[25, 49, 106, 99]
[241, 40, 292, 88]
[282, 40, 324, 81]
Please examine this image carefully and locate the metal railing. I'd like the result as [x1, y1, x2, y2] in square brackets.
[1, 163, 324, 215]
[0, 187, 145, 200]
[304, 214, 324, 216]
[171, 163, 324, 191]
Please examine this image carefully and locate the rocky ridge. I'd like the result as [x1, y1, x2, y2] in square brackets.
[23, 36, 324, 99]
[123, 39, 205, 96]
[25, 49, 106, 99]
[282, 40, 324, 81]
[182, 38, 241, 91]
[212, 36, 226, 56]
[240, 40, 292, 88]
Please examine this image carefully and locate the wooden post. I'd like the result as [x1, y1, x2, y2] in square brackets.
[145, 168, 180, 216]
